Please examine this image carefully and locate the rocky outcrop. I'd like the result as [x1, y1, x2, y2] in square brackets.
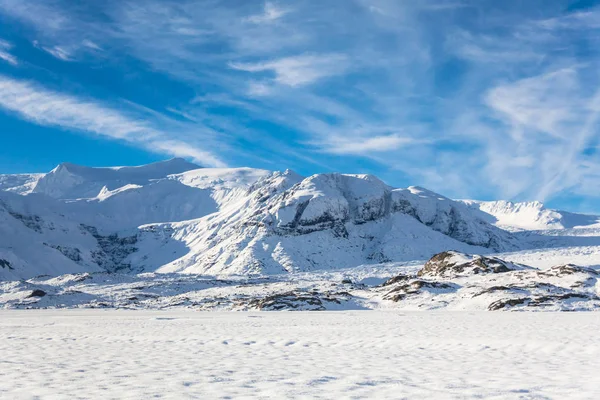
[417, 251, 531, 278]
[377, 251, 600, 311]
[246, 290, 352, 311]
[383, 280, 456, 302]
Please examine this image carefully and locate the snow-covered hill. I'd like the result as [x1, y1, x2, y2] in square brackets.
[0, 159, 526, 280]
[0, 173, 43, 194]
[461, 200, 600, 231]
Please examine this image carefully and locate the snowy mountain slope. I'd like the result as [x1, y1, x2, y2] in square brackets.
[0, 173, 43, 194]
[461, 200, 600, 231]
[0, 190, 103, 281]
[131, 172, 518, 275]
[32, 158, 200, 199]
[0, 158, 568, 280]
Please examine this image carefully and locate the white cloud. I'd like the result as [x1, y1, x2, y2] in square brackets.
[324, 134, 416, 155]
[446, 30, 543, 64]
[42, 46, 73, 61]
[246, 2, 289, 24]
[246, 81, 273, 96]
[485, 68, 582, 140]
[81, 39, 102, 51]
[0, 39, 17, 65]
[230, 54, 347, 87]
[0, 51, 17, 65]
[537, 10, 600, 30]
[0, 0, 69, 33]
[33, 41, 73, 61]
[482, 67, 600, 201]
[422, 2, 468, 11]
[0, 75, 226, 167]
[151, 140, 226, 168]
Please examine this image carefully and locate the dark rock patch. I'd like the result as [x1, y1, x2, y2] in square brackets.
[381, 274, 413, 287]
[488, 298, 529, 311]
[540, 264, 599, 277]
[27, 289, 46, 298]
[384, 280, 455, 302]
[528, 293, 599, 307]
[247, 290, 351, 311]
[0, 259, 13, 270]
[418, 251, 530, 278]
[472, 285, 522, 297]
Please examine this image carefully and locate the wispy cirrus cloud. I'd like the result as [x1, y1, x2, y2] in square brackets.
[483, 67, 600, 201]
[32, 41, 73, 61]
[320, 134, 417, 155]
[0, 39, 17, 65]
[230, 54, 348, 87]
[0, 75, 226, 167]
[245, 2, 290, 24]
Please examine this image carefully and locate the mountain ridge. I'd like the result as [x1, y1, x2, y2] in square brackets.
[461, 199, 600, 231]
[0, 159, 595, 280]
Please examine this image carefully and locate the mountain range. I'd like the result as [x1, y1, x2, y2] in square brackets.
[1, 159, 598, 281]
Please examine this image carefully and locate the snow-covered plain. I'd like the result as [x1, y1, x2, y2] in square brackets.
[1, 310, 599, 399]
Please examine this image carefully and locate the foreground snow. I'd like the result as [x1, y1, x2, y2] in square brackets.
[1, 310, 599, 399]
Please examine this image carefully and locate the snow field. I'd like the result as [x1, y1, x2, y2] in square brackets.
[1, 310, 599, 399]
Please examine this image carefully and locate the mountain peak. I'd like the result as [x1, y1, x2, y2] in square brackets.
[34, 159, 202, 199]
[461, 200, 600, 230]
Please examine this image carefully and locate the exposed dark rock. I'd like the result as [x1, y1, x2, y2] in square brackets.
[418, 251, 529, 278]
[44, 244, 82, 263]
[472, 285, 521, 297]
[0, 259, 13, 270]
[541, 264, 599, 277]
[474, 282, 567, 297]
[8, 211, 44, 233]
[247, 290, 351, 311]
[27, 289, 46, 298]
[391, 199, 419, 219]
[383, 279, 455, 302]
[248, 291, 324, 311]
[488, 293, 599, 310]
[381, 274, 412, 286]
[528, 293, 599, 307]
[488, 298, 529, 311]
[81, 224, 138, 272]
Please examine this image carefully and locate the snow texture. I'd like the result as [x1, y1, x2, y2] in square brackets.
[0, 310, 599, 399]
[461, 199, 600, 231]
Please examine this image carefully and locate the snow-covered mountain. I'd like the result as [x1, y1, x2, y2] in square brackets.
[0, 159, 526, 280]
[461, 200, 600, 231]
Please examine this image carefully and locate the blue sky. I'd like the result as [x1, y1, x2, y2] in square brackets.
[0, 0, 600, 212]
